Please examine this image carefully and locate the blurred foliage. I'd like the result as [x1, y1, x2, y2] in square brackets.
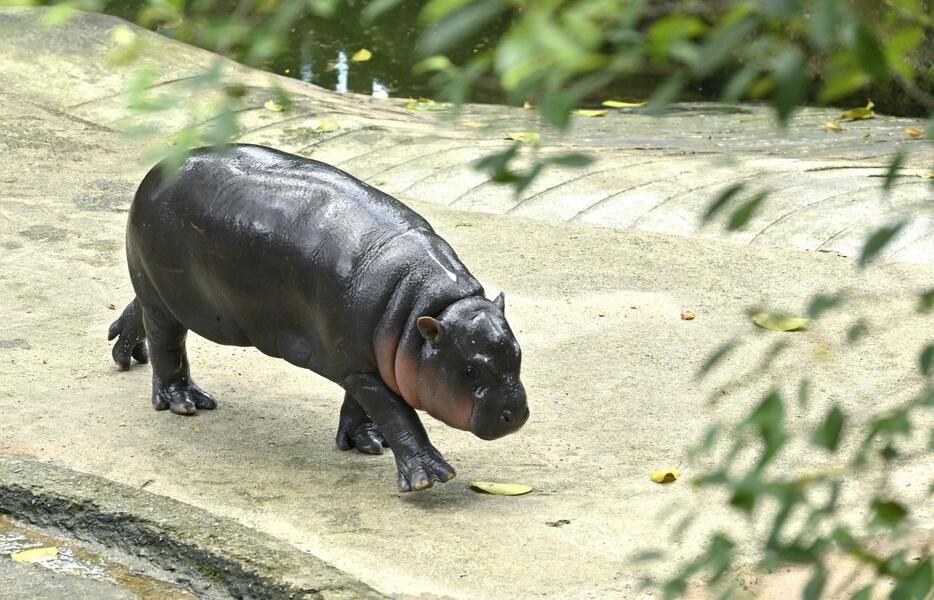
[10, 0, 934, 597]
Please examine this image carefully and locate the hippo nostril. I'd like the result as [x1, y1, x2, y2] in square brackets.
[501, 410, 512, 424]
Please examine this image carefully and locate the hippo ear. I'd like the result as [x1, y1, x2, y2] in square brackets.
[417, 316, 444, 343]
[493, 292, 505, 314]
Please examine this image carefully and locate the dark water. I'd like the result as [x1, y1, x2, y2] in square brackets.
[103, 2, 923, 114]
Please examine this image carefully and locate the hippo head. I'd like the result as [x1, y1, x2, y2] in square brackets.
[415, 293, 528, 440]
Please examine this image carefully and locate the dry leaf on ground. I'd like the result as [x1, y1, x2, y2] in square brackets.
[470, 481, 533, 496]
[650, 469, 681, 484]
[11, 547, 59, 563]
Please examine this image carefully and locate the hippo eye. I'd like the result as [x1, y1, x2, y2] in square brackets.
[463, 365, 478, 380]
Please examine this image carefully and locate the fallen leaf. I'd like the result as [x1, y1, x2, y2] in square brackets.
[193, 424, 201, 433]
[574, 109, 608, 117]
[523, 101, 536, 109]
[824, 120, 844, 132]
[459, 121, 488, 128]
[107, 303, 116, 310]
[405, 98, 449, 111]
[650, 468, 680, 484]
[681, 310, 696, 321]
[751, 312, 808, 332]
[546, 519, 571, 527]
[602, 100, 646, 108]
[110, 25, 136, 46]
[905, 127, 924, 139]
[922, 172, 934, 180]
[264, 99, 284, 112]
[315, 120, 341, 133]
[11, 547, 59, 563]
[118, 422, 127, 427]
[839, 99, 875, 121]
[505, 131, 540, 144]
[470, 481, 533, 496]
[351, 48, 372, 62]
[455, 220, 474, 227]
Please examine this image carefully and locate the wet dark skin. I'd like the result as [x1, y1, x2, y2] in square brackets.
[109, 144, 529, 492]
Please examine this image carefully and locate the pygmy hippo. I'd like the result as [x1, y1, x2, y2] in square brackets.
[108, 144, 528, 491]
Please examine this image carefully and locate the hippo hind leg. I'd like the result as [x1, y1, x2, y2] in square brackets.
[108, 298, 149, 370]
[336, 392, 388, 455]
[141, 301, 217, 415]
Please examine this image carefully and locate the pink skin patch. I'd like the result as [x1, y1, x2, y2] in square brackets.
[373, 334, 474, 430]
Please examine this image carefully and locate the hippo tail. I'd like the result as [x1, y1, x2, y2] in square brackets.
[108, 297, 148, 371]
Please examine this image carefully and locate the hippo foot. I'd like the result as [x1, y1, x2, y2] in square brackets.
[337, 419, 388, 455]
[395, 444, 456, 492]
[152, 380, 217, 415]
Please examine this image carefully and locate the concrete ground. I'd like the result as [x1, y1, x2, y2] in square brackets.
[1, 8, 932, 600]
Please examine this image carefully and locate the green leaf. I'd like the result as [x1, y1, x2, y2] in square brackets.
[859, 221, 906, 267]
[728, 191, 769, 230]
[418, 0, 508, 56]
[770, 46, 806, 124]
[703, 183, 745, 223]
[920, 344, 934, 376]
[890, 557, 932, 600]
[850, 23, 887, 81]
[647, 74, 685, 113]
[722, 64, 761, 104]
[412, 55, 453, 75]
[811, 404, 845, 452]
[850, 584, 872, 600]
[871, 498, 907, 528]
[693, 15, 759, 78]
[746, 390, 787, 469]
[419, 0, 472, 24]
[803, 565, 827, 600]
[884, 152, 905, 193]
[808, 0, 839, 51]
[362, 0, 403, 22]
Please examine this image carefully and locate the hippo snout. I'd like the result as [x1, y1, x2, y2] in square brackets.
[472, 386, 529, 440]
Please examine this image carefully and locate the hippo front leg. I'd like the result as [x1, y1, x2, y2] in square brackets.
[343, 373, 456, 492]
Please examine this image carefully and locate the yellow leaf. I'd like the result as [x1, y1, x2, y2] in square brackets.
[505, 131, 540, 144]
[455, 220, 474, 227]
[751, 312, 807, 332]
[110, 25, 137, 46]
[316, 120, 341, 133]
[922, 172, 934, 180]
[405, 98, 449, 111]
[460, 121, 488, 128]
[905, 127, 925, 139]
[839, 99, 875, 121]
[522, 101, 536, 109]
[680, 310, 696, 321]
[264, 99, 284, 112]
[11, 547, 59, 563]
[470, 481, 533, 496]
[574, 109, 608, 117]
[351, 48, 372, 62]
[602, 100, 646, 108]
[650, 468, 680, 484]
[824, 120, 844, 132]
